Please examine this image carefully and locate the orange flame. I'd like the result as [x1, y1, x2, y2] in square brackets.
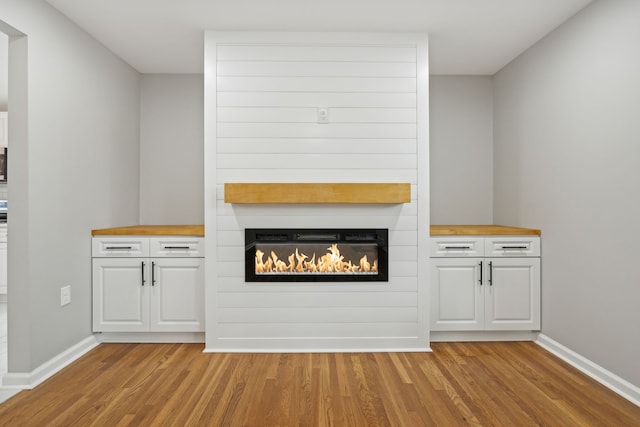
[256, 244, 378, 274]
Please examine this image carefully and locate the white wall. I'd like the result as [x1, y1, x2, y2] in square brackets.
[0, 1, 140, 373]
[0, 31, 7, 110]
[429, 76, 493, 224]
[494, 0, 640, 387]
[205, 32, 429, 351]
[139, 74, 204, 225]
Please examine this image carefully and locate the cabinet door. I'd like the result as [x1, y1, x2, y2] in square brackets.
[430, 258, 484, 331]
[92, 258, 149, 332]
[484, 258, 540, 330]
[149, 258, 204, 332]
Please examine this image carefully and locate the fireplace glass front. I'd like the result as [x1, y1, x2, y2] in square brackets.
[245, 228, 388, 282]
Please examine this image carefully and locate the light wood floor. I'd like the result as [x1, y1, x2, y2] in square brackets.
[0, 341, 638, 426]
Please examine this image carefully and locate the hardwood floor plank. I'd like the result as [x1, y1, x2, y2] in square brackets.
[1, 342, 639, 426]
[472, 343, 584, 426]
[499, 341, 640, 426]
[422, 351, 486, 425]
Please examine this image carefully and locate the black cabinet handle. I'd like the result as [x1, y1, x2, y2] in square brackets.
[500, 246, 527, 250]
[152, 261, 156, 286]
[479, 261, 483, 285]
[106, 246, 133, 250]
[444, 246, 471, 250]
[488, 261, 493, 286]
[141, 261, 146, 286]
[164, 246, 191, 250]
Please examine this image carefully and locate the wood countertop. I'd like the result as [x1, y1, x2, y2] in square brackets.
[430, 225, 541, 236]
[92, 225, 204, 236]
[92, 224, 538, 237]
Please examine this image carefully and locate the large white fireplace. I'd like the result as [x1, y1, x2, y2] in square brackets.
[204, 31, 430, 351]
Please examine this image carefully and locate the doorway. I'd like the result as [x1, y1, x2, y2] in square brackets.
[0, 20, 27, 388]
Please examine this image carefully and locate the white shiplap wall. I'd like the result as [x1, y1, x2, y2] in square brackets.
[204, 32, 429, 351]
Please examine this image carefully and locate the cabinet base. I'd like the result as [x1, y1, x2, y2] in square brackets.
[95, 332, 205, 343]
[430, 330, 540, 342]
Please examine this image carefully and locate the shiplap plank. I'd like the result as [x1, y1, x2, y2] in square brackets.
[217, 45, 416, 62]
[217, 307, 417, 323]
[216, 169, 419, 184]
[218, 107, 311, 123]
[216, 154, 416, 169]
[217, 138, 417, 154]
[217, 291, 417, 307]
[217, 123, 416, 139]
[217, 108, 416, 124]
[216, 215, 417, 231]
[389, 245, 418, 262]
[216, 261, 241, 277]
[217, 77, 416, 93]
[217, 61, 417, 77]
[215, 276, 418, 292]
[389, 231, 418, 246]
[215, 199, 419, 217]
[215, 246, 244, 261]
[332, 108, 416, 123]
[217, 92, 416, 108]
[216, 322, 418, 338]
[217, 230, 244, 246]
[390, 261, 417, 277]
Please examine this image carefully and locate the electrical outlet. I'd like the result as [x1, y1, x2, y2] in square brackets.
[317, 106, 329, 124]
[60, 285, 71, 306]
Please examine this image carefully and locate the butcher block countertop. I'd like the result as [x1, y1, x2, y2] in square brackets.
[430, 225, 541, 236]
[92, 225, 537, 237]
[92, 225, 204, 236]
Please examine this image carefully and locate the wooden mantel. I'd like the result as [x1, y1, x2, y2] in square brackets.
[224, 183, 411, 204]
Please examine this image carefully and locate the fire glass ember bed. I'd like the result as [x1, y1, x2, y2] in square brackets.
[245, 228, 388, 282]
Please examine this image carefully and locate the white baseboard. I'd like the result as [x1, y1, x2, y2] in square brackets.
[1, 335, 99, 393]
[0, 386, 22, 404]
[430, 330, 539, 342]
[536, 334, 640, 407]
[96, 332, 205, 343]
[204, 337, 432, 353]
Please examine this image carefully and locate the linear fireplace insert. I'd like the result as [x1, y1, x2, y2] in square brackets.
[245, 228, 388, 282]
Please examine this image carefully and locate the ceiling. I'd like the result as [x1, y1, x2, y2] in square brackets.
[45, 0, 593, 75]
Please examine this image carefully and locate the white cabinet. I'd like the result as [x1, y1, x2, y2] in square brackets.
[0, 112, 7, 148]
[430, 235, 540, 332]
[92, 236, 204, 333]
[92, 258, 149, 332]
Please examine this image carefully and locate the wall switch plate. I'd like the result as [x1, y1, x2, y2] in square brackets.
[61, 285, 71, 306]
[317, 106, 329, 124]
